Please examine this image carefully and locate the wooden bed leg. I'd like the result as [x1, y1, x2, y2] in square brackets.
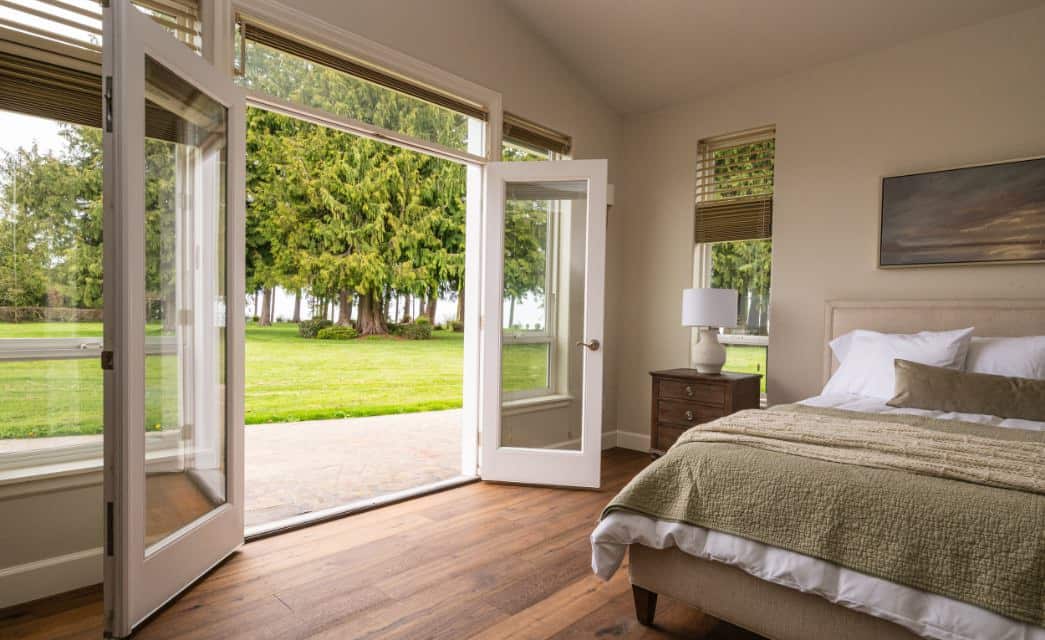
[632, 584, 658, 626]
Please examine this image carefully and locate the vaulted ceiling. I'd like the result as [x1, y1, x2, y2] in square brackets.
[500, 0, 1045, 115]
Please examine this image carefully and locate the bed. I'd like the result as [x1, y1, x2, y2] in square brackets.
[591, 299, 1045, 640]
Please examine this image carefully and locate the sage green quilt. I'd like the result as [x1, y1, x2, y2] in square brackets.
[602, 404, 1045, 625]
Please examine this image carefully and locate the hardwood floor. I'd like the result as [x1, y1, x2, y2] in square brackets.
[0, 449, 762, 640]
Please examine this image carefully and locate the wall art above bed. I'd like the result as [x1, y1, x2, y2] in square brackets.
[879, 156, 1045, 267]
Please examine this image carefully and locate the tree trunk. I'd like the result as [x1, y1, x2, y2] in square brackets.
[401, 294, 412, 323]
[259, 287, 273, 326]
[253, 290, 260, 319]
[508, 297, 516, 328]
[357, 291, 388, 335]
[425, 292, 437, 323]
[456, 286, 464, 323]
[269, 287, 277, 322]
[292, 289, 302, 323]
[337, 289, 353, 325]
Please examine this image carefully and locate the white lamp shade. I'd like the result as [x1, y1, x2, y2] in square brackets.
[681, 288, 738, 328]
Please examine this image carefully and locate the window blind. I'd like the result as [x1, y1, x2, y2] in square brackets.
[503, 111, 572, 156]
[0, 0, 201, 129]
[695, 126, 775, 244]
[237, 18, 487, 122]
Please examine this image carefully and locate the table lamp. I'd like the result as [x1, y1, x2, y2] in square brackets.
[681, 288, 738, 374]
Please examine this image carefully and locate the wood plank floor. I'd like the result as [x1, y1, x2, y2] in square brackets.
[1, 449, 763, 639]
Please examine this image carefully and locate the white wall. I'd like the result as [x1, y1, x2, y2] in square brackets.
[613, 5, 1045, 438]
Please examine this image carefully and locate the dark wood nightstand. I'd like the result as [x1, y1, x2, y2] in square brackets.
[649, 369, 762, 456]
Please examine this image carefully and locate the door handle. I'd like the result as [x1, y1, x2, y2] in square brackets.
[576, 339, 600, 351]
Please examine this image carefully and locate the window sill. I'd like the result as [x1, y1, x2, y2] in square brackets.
[501, 394, 573, 416]
[0, 431, 181, 499]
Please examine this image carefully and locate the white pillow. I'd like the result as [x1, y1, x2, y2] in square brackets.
[822, 327, 975, 400]
[965, 336, 1045, 379]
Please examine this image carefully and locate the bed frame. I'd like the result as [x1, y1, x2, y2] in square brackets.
[629, 298, 1045, 640]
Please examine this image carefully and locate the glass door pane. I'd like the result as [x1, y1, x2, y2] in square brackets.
[143, 55, 229, 550]
[501, 180, 587, 450]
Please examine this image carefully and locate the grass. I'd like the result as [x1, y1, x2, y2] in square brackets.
[0, 321, 546, 438]
[723, 345, 768, 393]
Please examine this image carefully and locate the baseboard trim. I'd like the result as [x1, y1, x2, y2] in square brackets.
[615, 430, 651, 452]
[0, 546, 101, 609]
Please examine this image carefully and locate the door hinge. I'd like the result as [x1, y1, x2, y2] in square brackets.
[105, 501, 114, 557]
[101, 349, 114, 370]
[104, 76, 113, 132]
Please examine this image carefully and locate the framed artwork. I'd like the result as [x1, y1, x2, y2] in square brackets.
[879, 156, 1045, 267]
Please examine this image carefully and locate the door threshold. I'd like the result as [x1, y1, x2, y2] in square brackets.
[244, 475, 479, 541]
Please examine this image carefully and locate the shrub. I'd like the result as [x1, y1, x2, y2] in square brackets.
[316, 325, 359, 340]
[400, 319, 433, 340]
[298, 318, 333, 338]
[450, 320, 464, 333]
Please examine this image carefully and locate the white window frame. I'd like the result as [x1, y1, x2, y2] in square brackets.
[693, 138, 772, 402]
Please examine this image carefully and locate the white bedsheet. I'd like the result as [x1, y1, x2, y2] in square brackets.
[591, 394, 1045, 640]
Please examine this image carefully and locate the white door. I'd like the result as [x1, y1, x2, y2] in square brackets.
[102, 2, 245, 636]
[480, 159, 607, 487]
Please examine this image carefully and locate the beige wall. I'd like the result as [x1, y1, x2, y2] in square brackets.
[290, 0, 626, 435]
[613, 5, 1045, 437]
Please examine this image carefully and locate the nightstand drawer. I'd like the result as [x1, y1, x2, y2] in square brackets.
[657, 400, 720, 427]
[654, 424, 687, 451]
[658, 379, 724, 406]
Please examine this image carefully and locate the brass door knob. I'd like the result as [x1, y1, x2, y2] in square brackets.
[685, 410, 694, 421]
[576, 339, 601, 351]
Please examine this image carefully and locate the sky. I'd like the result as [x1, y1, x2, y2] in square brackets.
[0, 111, 66, 156]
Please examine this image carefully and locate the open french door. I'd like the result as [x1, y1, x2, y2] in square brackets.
[102, 2, 245, 636]
[480, 159, 607, 488]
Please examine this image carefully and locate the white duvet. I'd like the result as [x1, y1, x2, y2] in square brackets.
[591, 394, 1045, 640]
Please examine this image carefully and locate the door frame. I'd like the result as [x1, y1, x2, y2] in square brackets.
[102, 2, 245, 636]
[478, 159, 607, 488]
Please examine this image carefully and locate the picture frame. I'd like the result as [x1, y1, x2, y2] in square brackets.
[879, 156, 1045, 268]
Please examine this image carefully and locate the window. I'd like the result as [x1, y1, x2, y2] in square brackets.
[694, 126, 775, 394]
[0, 0, 201, 483]
[235, 18, 485, 155]
[499, 114, 571, 401]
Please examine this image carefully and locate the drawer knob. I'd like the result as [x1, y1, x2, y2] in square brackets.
[685, 410, 694, 421]
[685, 385, 693, 397]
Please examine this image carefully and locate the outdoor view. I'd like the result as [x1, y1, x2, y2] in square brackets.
[0, 28, 557, 528]
[701, 137, 774, 392]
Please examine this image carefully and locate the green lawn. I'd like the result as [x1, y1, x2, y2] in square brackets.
[723, 345, 768, 393]
[0, 322, 547, 438]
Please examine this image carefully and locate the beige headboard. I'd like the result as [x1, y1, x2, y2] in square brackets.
[822, 299, 1045, 385]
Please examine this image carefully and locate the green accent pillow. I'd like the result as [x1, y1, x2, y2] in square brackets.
[888, 359, 1045, 422]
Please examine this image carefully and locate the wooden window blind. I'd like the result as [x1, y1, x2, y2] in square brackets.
[695, 126, 775, 244]
[503, 111, 572, 156]
[238, 18, 487, 122]
[0, 0, 201, 129]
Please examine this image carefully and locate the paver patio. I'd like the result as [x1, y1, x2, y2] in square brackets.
[0, 409, 464, 529]
[245, 408, 464, 527]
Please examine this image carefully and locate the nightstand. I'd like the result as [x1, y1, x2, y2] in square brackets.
[649, 369, 762, 456]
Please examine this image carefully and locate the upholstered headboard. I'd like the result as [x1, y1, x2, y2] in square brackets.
[822, 299, 1045, 385]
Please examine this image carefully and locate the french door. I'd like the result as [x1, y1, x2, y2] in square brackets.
[480, 159, 607, 488]
[102, 2, 245, 636]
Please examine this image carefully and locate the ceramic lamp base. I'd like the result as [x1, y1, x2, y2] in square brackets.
[691, 326, 726, 374]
